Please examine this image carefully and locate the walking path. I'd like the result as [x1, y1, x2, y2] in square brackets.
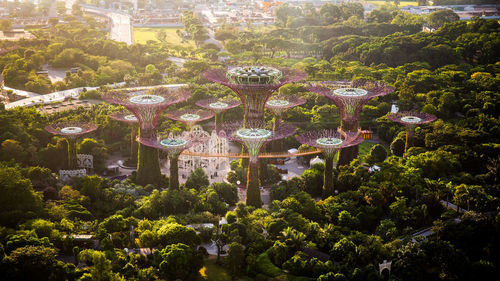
[3, 86, 39, 98]
[440, 199, 467, 213]
[4, 83, 187, 110]
[410, 199, 466, 242]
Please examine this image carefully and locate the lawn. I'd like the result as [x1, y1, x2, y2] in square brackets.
[334, 141, 387, 162]
[253, 252, 315, 281]
[366, 0, 418, 6]
[359, 141, 377, 157]
[133, 27, 195, 47]
[198, 258, 232, 281]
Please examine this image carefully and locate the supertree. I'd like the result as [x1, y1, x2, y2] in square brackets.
[203, 66, 306, 124]
[103, 87, 191, 185]
[219, 120, 296, 207]
[195, 98, 241, 130]
[265, 94, 306, 132]
[265, 95, 306, 153]
[165, 109, 214, 130]
[110, 111, 139, 166]
[138, 132, 207, 190]
[309, 80, 394, 165]
[386, 111, 437, 153]
[297, 129, 363, 197]
[45, 122, 98, 169]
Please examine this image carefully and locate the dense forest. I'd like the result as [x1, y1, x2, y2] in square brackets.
[0, 2, 499, 281]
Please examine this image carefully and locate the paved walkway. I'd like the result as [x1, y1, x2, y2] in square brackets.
[440, 200, 466, 213]
[3, 86, 39, 98]
[42, 64, 67, 83]
[4, 83, 187, 110]
[410, 200, 466, 242]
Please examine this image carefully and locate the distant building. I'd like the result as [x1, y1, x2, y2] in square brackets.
[0, 29, 35, 41]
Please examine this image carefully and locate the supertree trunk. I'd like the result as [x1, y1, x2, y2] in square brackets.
[246, 159, 262, 208]
[338, 118, 359, 166]
[169, 153, 180, 190]
[386, 112, 436, 155]
[323, 155, 334, 198]
[130, 127, 138, 164]
[68, 138, 77, 169]
[136, 128, 161, 186]
[405, 128, 415, 153]
[259, 145, 269, 184]
[214, 114, 220, 131]
[271, 116, 282, 153]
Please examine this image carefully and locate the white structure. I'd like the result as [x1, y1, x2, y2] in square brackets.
[287, 148, 298, 159]
[77, 154, 94, 169]
[379, 260, 392, 276]
[59, 169, 87, 182]
[177, 125, 229, 182]
[310, 156, 324, 166]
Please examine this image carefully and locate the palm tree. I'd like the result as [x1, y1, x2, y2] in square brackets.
[279, 227, 306, 251]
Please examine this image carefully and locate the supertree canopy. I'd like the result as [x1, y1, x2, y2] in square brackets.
[203, 66, 306, 124]
[45, 121, 98, 169]
[219, 120, 296, 207]
[166, 109, 214, 130]
[110, 112, 139, 166]
[138, 132, 207, 190]
[195, 98, 241, 130]
[103, 87, 191, 186]
[309, 80, 394, 165]
[387, 111, 437, 152]
[297, 129, 363, 196]
[266, 94, 306, 131]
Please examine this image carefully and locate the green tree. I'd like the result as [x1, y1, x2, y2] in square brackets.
[157, 223, 200, 247]
[0, 19, 11, 31]
[274, 4, 302, 27]
[1, 139, 27, 164]
[185, 168, 209, 190]
[79, 250, 119, 281]
[367, 144, 388, 163]
[301, 164, 324, 197]
[226, 242, 245, 276]
[428, 9, 459, 29]
[331, 237, 356, 265]
[30, 219, 56, 238]
[279, 227, 306, 252]
[453, 184, 492, 211]
[0, 167, 43, 226]
[139, 230, 157, 251]
[79, 138, 108, 172]
[155, 243, 202, 280]
[1, 246, 69, 281]
[390, 137, 405, 157]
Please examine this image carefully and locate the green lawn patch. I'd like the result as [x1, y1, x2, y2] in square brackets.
[334, 141, 379, 162]
[133, 27, 195, 47]
[198, 258, 232, 281]
[286, 275, 316, 281]
[358, 142, 377, 157]
[255, 252, 282, 277]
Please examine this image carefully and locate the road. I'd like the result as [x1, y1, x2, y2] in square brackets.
[82, 5, 133, 45]
[205, 28, 224, 51]
[167, 56, 189, 67]
[107, 12, 133, 45]
[65, 0, 76, 14]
